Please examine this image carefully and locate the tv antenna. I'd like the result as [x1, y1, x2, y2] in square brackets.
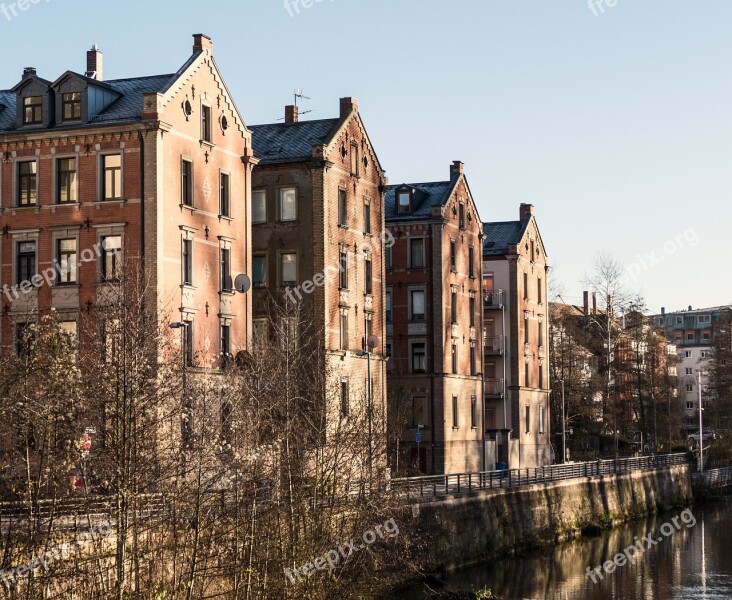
[276, 90, 315, 121]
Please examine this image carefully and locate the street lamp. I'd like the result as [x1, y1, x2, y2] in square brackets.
[698, 370, 704, 475]
[357, 335, 379, 487]
[555, 380, 566, 464]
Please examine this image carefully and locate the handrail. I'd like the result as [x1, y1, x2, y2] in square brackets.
[390, 453, 688, 499]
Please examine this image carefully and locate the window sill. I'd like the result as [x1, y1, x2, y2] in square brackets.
[96, 199, 125, 208]
[181, 284, 198, 291]
[452, 426, 460, 431]
[338, 224, 348, 229]
[220, 289, 235, 297]
[363, 232, 373, 237]
[54, 202, 80, 208]
[218, 214, 233, 222]
[53, 282, 80, 288]
[11, 205, 40, 214]
[199, 140, 215, 149]
[180, 203, 197, 213]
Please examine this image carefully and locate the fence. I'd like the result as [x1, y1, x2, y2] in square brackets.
[390, 453, 688, 499]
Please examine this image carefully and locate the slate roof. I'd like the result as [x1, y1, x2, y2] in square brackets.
[0, 73, 175, 132]
[384, 180, 456, 222]
[482, 218, 530, 256]
[249, 119, 339, 165]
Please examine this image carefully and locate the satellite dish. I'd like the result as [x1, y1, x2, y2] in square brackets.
[367, 335, 379, 350]
[234, 273, 251, 294]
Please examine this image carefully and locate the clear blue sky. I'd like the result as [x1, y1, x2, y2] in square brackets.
[2, 0, 730, 313]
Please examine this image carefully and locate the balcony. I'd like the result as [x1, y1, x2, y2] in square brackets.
[484, 335, 504, 355]
[483, 289, 504, 308]
[486, 379, 504, 398]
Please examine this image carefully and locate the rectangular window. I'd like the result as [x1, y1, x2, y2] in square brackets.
[450, 240, 456, 271]
[469, 296, 475, 327]
[471, 395, 477, 428]
[103, 154, 122, 201]
[57, 158, 77, 203]
[469, 246, 475, 278]
[365, 317, 373, 341]
[538, 321, 544, 347]
[253, 319, 268, 345]
[686, 367, 693, 375]
[411, 342, 426, 373]
[220, 248, 232, 292]
[252, 190, 266, 224]
[201, 105, 212, 142]
[452, 343, 458, 374]
[101, 235, 122, 281]
[365, 254, 373, 295]
[350, 144, 359, 176]
[451, 290, 458, 324]
[219, 172, 230, 217]
[339, 251, 348, 289]
[62, 92, 81, 121]
[386, 291, 392, 322]
[412, 396, 426, 428]
[252, 255, 266, 287]
[487, 407, 496, 429]
[221, 325, 231, 367]
[459, 204, 465, 230]
[23, 96, 42, 124]
[385, 244, 392, 271]
[100, 318, 120, 364]
[281, 252, 297, 285]
[686, 401, 694, 410]
[280, 188, 297, 222]
[184, 321, 193, 367]
[340, 378, 350, 416]
[16, 322, 33, 356]
[181, 160, 193, 206]
[409, 238, 425, 269]
[525, 362, 530, 388]
[523, 272, 528, 300]
[410, 290, 426, 320]
[398, 191, 410, 213]
[686, 383, 693, 392]
[539, 406, 545, 434]
[470, 343, 476, 375]
[539, 364, 544, 389]
[525, 405, 530, 433]
[16, 241, 36, 285]
[363, 201, 371, 234]
[340, 312, 348, 350]
[524, 315, 530, 344]
[17, 161, 37, 206]
[452, 395, 459, 428]
[537, 277, 543, 304]
[338, 189, 348, 227]
[182, 239, 193, 286]
[55, 239, 77, 284]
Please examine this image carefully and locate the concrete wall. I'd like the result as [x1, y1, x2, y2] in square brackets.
[410, 464, 691, 572]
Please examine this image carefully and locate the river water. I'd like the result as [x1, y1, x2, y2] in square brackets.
[401, 498, 732, 600]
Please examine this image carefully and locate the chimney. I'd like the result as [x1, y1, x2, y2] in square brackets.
[661, 307, 666, 316]
[86, 45, 103, 80]
[339, 97, 358, 118]
[688, 305, 692, 311]
[583, 291, 589, 316]
[450, 161, 464, 178]
[520, 203, 535, 220]
[23, 67, 36, 77]
[193, 33, 213, 53]
[592, 292, 597, 315]
[284, 105, 298, 124]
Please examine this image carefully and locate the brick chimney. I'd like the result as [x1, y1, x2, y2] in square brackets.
[583, 291, 589, 316]
[520, 203, 535, 220]
[193, 33, 213, 53]
[339, 97, 358, 118]
[86, 45, 103, 80]
[285, 105, 298, 124]
[450, 161, 464, 178]
[23, 67, 36, 77]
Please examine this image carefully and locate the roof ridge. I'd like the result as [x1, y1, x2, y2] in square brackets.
[250, 117, 339, 128]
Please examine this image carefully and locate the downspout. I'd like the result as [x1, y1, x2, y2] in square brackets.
[138, 131, 145, 262]
[429, 224, 436, 475]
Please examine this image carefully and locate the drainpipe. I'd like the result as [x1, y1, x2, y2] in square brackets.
[138, 130, 145, 261]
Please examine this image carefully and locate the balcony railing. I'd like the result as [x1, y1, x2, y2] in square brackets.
[486, 378, 504, 397]
[483, 290, 504, 308]
[484, 335, 504, 355]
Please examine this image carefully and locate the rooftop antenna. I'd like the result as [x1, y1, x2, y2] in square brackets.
[277, 89, 314, 121]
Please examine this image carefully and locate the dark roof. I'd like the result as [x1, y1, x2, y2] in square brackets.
[249, 119, 339, 165]
[0, 73, 175, 132]
[483, 218, 530, 256]
[384, 180, 456, 222]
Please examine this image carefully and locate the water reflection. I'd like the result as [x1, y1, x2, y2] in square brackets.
[403, 499, 732, 600]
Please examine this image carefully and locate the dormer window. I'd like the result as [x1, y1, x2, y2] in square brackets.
[397, 190, 411, 214]
[23, 96, 42, 124]
[62, 92, 81, 121]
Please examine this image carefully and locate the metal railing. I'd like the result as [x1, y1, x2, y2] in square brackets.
[483, 290, 504, 308]
[485, 379, 504, 396]
[483, 335, 504, 355]
[390, 453, 688, 500]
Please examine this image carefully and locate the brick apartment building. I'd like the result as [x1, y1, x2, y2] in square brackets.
[385, 162, 484, 475]
[483, 204, 552, 469]
[0, 34, 253, 364]
[249, 99, 388, 458]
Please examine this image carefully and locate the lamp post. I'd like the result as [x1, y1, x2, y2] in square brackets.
[555, 380, 566, 464]
[698, 370, 704, 475]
